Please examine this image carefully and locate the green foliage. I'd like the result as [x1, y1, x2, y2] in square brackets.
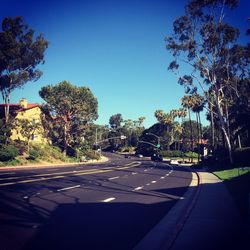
[166, 0, 249, 164]
[184, 151, 198, 158]
[160, 150, 198, 158]
[214, 167, 250, 180]
[30, 143, 69, 162]
[119, 146, 135, 153]
[84, 150, 100, 160]
[39, 81, 98, 154]
[0, 144, 18, 161]
[160, 150, 183, 158]
[0, 119, 13, 144]
[0, 16, 48, 123]
[109, 114, 123, 129]
[28, 149, 40, 160]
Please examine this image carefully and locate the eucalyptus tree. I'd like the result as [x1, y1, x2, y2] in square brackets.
[39, 81, 98, 155]
[165, 0, 249, 163]
[0, 17, 48, 124]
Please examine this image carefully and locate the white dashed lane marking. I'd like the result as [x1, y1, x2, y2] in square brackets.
[133, 186, 143, 191]
[102, 197, 116, 203]
[108, 176, 120, 180]
[57, 185, 81, 192]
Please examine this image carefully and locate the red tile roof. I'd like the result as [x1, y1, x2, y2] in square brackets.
[0, 103, 40, 112]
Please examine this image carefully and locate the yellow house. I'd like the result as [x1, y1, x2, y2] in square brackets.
[0, 99, 48, 144]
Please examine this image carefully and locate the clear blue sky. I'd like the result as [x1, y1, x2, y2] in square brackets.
[1, 0, 249, 128]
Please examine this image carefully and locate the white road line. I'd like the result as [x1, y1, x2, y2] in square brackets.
[160, 177, 165, 179]
[102, 197, 116, 202]
[132, 172, 137, 175]
[144, 169, 148, 172]
[0, 172, 16, 175]
[133, 186, 143, 191]
[108, 176, 120, 180]
[146, 183, 150, 186]
[151, 181, 157, 184]
[23, 196, 29, 199]
[57, 185, 81, 192]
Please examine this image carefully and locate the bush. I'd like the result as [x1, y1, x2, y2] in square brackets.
[85, 150, 100, 160]
[0, 145, 19, 161]
[160, 150, 183, 158]
[119, 146, 135, 153]
[30, 143, 68, 162]
[28, 149, 40, 160]
[184, 151, 198, 158]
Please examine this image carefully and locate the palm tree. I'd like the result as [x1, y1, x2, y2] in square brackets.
[177, 107, 187, 152]
[181, 95, 194, 158]
[190, 93, 205, 162]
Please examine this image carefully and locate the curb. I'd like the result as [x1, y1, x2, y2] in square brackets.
[134, 168, 201, 250]
[163, 170, 201, 249]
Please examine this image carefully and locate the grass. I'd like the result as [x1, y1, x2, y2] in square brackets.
[214, 167, 250, 180]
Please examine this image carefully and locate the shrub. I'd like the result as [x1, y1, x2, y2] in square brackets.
[185, 151, 198, 158]
[0, 145, 19, 161]
[28, 149, 40, 160]
[85, 150, 100, 160]
[119, 146, 135, 153]
[13, 140, 28, 155]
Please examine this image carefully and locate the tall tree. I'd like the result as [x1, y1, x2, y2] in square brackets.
[190, 93, 205, 160]
[0, 17, 48, 124]
[39, 81, 98, 155]
[181, 95, 194, 153]
[166, 0, 249, 163]
[109, 113, 123, 129]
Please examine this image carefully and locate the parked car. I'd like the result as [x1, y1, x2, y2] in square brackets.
[151, 153, 163, 162]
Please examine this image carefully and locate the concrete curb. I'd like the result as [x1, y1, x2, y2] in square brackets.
[0, 156, 109, 171]
[134, 169, 201, 250]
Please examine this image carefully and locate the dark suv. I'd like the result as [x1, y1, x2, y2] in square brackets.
[151, 153, 163, 162]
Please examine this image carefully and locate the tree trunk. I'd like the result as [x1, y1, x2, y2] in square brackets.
[208, 101, 215, 149]
[238, 135, 242, 149]
[196, 112, 200, 162]
[215, 97, 233, 164]
[188, 109, 194, 162]
[63, 123, 68, 156]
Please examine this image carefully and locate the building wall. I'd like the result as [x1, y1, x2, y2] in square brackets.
[11, 107, 48, 144]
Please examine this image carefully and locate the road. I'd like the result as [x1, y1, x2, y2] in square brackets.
[0, 153, 192, 250]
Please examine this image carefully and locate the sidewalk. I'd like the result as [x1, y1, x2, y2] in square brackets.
[170, 171, 245, 250]
[135, 170, 248, 250]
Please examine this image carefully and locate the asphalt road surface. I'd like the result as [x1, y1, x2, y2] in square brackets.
[0, 153, 192, 250]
